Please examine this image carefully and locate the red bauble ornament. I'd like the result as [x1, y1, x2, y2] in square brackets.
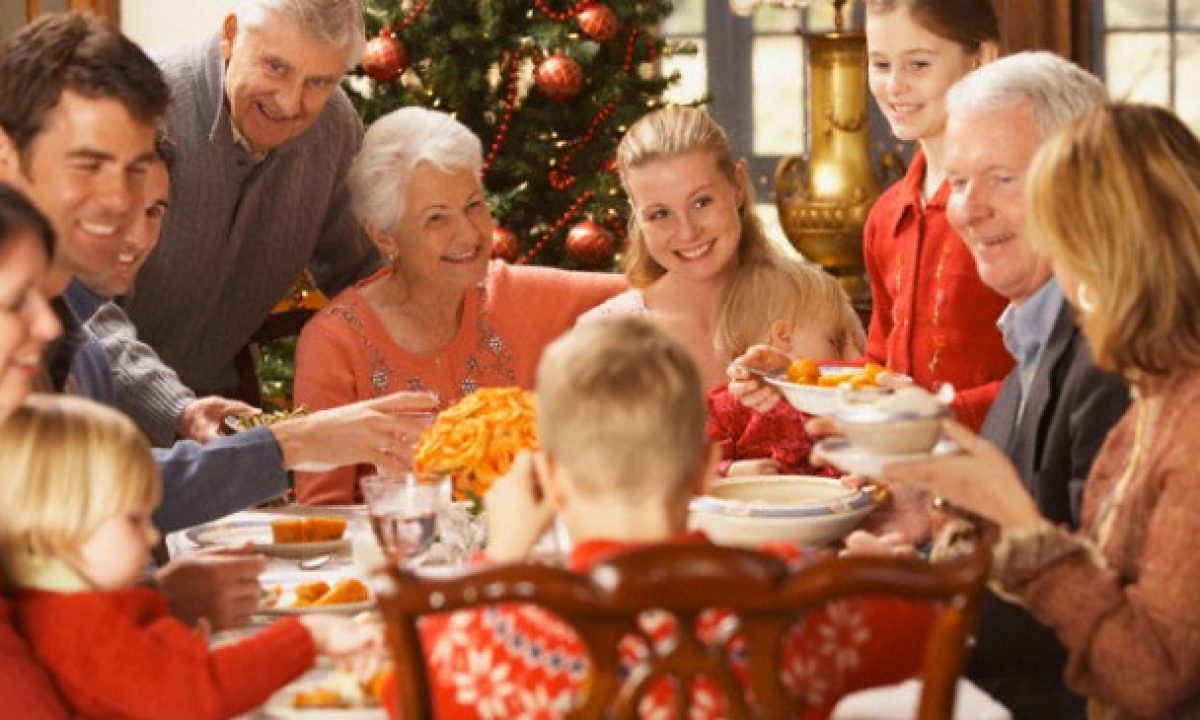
[363, 32, 407, 83]
[535, 54, 584, 103]
[578, 3, 619, 43]
[491, 227, 521, 263]
[565, 220, 614, 269]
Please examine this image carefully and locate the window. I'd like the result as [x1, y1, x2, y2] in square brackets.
[1098, 0, 1200, 131]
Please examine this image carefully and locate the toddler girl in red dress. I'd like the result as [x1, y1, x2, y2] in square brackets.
[0, 395, 382, 720]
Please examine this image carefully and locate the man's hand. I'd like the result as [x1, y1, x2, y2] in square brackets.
[176, 396, 257, 443]
[156, 545, 267, 630]
[271, 391, 438, 472]
[483, 452, 555, 563]
[726, 344, 791, 413]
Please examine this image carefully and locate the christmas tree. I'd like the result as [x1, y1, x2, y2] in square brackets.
[348, 0, 693, 270]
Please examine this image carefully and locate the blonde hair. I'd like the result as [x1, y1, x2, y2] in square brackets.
[536, 317, 706, 502]
[0, 395, 161, 569]
[1027, 103, 1200, 386]
[617, 106, 778, 288]
[714, 256, 865, 362]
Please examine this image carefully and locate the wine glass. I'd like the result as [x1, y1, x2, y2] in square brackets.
[360, 473, 441, 566]
[392, 409, 437, 471]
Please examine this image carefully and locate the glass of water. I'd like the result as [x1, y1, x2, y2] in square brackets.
[360, 473, 441, 567]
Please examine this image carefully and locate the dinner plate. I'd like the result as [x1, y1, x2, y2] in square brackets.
[185, 520, 350, 558]
[813, 438, 960, 479]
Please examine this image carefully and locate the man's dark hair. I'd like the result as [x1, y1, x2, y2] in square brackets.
[154, 128, 176, 172]
[0, 13, 170, 170]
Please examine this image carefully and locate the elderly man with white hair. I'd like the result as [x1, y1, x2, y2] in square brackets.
[119, 0, 380, 404]
[931, 51, 1132, 719]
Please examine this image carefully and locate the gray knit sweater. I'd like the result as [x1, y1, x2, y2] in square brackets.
[124, 34, 381, 395]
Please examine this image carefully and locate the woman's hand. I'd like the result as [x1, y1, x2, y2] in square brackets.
[483, 452, 555, 563]
[882, 420, 1042, 530]
[726, 458, 781, 476]
[726, 344, 791, 413]
[840, 530, 919, 559]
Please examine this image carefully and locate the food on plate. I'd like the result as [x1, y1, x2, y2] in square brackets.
[289, 666, 392, 709]
[269, 516, 348, 544]
[872, 386, 944, 417]
[786, 359, 884, 388]
[230, 405, 309, 432]
[414, 387, 538, 502]
[266, 578, 371, 610]
[312, 578, 370, 607]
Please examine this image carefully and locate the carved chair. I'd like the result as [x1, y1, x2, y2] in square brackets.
[375, 542, 991, 719]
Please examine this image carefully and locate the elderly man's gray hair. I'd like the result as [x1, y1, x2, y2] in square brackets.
[235, 0, 366, 70]
[349, 107, 484, 234]
[946, 51, 1108, 139]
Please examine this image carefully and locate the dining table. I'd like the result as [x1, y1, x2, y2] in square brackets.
[169, 507, 1011, 720]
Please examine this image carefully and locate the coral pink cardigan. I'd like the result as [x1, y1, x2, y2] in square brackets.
[294, 261, 626, 505]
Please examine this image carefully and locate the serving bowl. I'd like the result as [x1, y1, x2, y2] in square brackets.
[762, 369, 889, 417]
[834, 387, 947, 455]
[688, 475, 878, 548]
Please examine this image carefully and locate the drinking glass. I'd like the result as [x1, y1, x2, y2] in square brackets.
[360, 473, 441, 566]
[393, 409, 437, 471]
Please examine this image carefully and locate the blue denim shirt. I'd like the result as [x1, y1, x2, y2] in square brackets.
[996, 278, 1064, 420]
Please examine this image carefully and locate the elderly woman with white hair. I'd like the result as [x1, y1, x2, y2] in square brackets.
[294, 107, 627, 505]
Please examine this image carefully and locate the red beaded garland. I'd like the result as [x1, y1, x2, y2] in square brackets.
[519, 191, 595, 264]
[533, 0, 593, 22]
[482, 50, 523, 178]
[547, 102, 616, 190]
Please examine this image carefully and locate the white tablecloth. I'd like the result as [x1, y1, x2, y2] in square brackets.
[832, 678, 1012, 719]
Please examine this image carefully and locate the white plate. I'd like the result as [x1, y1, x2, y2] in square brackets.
[761, 366, 889, 417]
[185, 520, 350, 558]
[813, 438, 960, 479]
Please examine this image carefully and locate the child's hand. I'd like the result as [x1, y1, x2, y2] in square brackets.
[726, 345, 790, 413]
[726, 458, 781, 477]
[483, 452, 555, 563]
[300, 616, 386, 683]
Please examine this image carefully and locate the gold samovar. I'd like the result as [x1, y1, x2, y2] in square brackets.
[775, 0, 880, 312]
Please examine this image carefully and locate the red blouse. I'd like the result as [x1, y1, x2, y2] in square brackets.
[863, 151, 1012, 431]
[383, 533, 936, 718]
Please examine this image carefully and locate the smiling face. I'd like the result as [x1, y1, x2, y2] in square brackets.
[0, 231, 60, 412]
[74, 502, 160, 590]
[624, 149, 746, 284]
[945, 102, 1053, 305]
[3, 91, 157, 299]
[220, 12, 347, 155]
[866, 7, 982, 143]
[97, 161, 168, 296]
[382, 163, 495, 291]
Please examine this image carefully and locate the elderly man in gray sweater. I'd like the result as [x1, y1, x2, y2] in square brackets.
[122, 0, 380, 401]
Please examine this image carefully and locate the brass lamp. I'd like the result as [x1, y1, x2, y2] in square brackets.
[735, 0, 880, 311]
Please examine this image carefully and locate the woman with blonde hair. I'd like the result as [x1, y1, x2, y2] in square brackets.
[578, 105, 781, 389]
[887, 103, 1200, 718]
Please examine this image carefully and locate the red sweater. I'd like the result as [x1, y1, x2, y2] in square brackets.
[705, 384, 836, 477]
[384, 533, 935, 719]
[13, 586, 316, 720]
[863, 151, 1012, 431]
[0, 575, 68, 720]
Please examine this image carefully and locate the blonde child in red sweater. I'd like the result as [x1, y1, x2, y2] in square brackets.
[708, 255, 864, 477]
[0, 395, 382, 720]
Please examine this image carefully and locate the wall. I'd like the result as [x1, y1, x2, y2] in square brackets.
[120, 0, 235, 52]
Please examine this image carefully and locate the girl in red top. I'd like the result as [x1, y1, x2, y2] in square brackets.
[707, 255, 865, 476]
[861, 0, 1011, 430]
[0, 395, 382, 720]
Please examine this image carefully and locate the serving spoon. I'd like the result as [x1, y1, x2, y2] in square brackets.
[298, 553, 333, 571]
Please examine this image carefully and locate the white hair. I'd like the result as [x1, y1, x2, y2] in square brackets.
[349, 107, 484, 234]
[946, 51, 1109, 139]
[234, 0, 366, 71]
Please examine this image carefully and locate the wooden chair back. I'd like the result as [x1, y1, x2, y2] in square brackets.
[375, 543, 990, 720]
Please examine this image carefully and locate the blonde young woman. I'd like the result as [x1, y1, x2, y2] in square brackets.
[888, 104, 1200, 718]
[578, 106, 780, 390]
